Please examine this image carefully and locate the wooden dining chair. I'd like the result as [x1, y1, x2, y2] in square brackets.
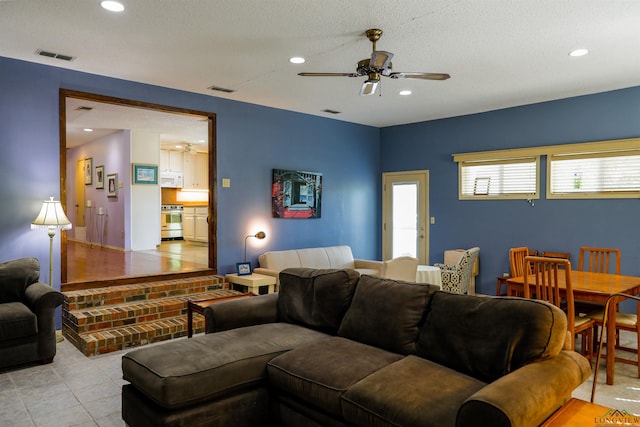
[496, 247, 537, 296]
[579, 247, 621, 275]
[523, 256, 594, 358]
[541, 251, 571, 262]
[588, 300, 640, 378]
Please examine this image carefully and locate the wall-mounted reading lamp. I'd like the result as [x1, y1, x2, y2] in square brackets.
[244, 231, 266, 262]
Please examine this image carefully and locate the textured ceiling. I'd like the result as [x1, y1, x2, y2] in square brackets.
[3, 1, 640, 129]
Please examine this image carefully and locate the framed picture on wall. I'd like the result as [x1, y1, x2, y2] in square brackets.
[107, 173, 118, 197]
[95, 165, 104, 189]
[132, 164, 158, 185]
[271, 169, 322, 219]
[84, 158, 93, 185]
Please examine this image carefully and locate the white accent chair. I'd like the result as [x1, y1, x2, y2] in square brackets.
[380, 256, 419, 282]
[435, 247, 480, 294]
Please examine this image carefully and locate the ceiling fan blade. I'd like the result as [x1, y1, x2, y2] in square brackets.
[298, 72, 359, 77]
[388, 72, 451, 80]
[370, 51, 393, 70]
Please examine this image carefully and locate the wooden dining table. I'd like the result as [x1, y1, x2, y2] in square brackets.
[507, 270, 640, 385]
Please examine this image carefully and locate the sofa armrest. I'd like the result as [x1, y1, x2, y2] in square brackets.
[252, 267, 280, 284]
[204, 293, 278, 333]
[457, 351, 591, 427]
[23, 282, 64, 313]
[353, 259, 383, 271]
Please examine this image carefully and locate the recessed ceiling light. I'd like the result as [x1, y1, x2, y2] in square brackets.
[399, 90, 412, 96]
[101, 1, 124, 12]
[83, 128, 93, 132]
[569, 48, 589, 57]
[289, 57, 305, 64]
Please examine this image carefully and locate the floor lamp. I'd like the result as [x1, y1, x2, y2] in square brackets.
[31, 196, 72, 342]
[591, 293, 640, 403]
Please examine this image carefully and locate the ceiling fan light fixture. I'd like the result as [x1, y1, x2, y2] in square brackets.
[370, 51, 393, 70]
[360, 77, 380, 96]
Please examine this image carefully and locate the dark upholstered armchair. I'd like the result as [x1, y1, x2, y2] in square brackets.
[0, 258, 64, 368]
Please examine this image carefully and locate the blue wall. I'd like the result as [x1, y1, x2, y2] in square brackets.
[381, 88, 640, 295]
[0, 56, 380, 295]
[2, 54, 639, 303]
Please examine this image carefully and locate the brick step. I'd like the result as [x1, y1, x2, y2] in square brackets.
[61, 275, 236, 356]
[64, 289, 240, 335]
[63, 275, 226, 311]
[63, 314, 204, 357]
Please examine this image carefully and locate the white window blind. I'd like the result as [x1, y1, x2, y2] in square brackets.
[460, 157, 538, 199]
[549, 149, 640, 198]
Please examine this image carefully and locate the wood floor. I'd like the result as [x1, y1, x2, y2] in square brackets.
[65, 240, 210, 284]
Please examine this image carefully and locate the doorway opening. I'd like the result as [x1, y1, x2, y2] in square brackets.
[59, 89, 217, 290]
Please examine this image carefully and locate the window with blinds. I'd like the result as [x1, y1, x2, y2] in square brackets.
[459, 157, 538, 200]
[548, 149, 640, 198]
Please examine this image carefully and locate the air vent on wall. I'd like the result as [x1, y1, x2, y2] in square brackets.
[35, 49, 75, 62]
[322, 109, 341, 114]
[208, 85, 236, 94]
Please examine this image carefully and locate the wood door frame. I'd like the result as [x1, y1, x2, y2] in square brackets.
[382, 170, 429, 264]
[59, 89, 217, 286]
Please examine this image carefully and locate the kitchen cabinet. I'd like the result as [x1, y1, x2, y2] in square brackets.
[183, 207, 195, 240]
[160, 150, 184, 173]
[183, 152, 208, 189]
[183, 206, 208, 242]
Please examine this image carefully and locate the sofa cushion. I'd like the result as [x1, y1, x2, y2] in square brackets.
[277, 268, 360, 334]
[323, 246, 357, 269]
[342, 355, 486, 427]
[267, 336, 403, 418]
[337, 275, 438, 355]
[259, 249, 303, 272]
[0, 258, 41, 303]
[297, 248, 332, 269]
[122, 322, 329, 410]
[417, 292, 568, 382]
[0, 302, 37, 341]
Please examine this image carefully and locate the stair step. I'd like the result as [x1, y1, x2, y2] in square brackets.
[63, 275, 226, 311]
[64, 289, 239, 334]
[63, 315, 203, 357]
[61, 275, 240, 356]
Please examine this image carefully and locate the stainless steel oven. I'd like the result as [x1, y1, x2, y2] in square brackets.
[161, 204, 184, 240]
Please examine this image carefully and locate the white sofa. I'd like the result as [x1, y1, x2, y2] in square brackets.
[254, 245, 382, 286]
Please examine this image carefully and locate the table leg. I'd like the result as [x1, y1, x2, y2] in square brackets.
[187, 303, 193, 338]
[605, 296, 618, 385]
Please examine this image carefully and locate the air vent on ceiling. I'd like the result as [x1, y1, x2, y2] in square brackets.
[35, 49, 75, 62]
[322, 109, 341, 114]
[208, 85, 236, 94]
[75, 106, 93, 111]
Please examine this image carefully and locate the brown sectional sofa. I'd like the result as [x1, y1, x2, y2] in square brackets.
[121, 268, 591, 427]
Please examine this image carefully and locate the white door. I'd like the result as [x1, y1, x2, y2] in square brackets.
[382, 170, 429, 264]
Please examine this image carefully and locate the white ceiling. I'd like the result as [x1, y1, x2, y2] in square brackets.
[3, 1, 640, 129]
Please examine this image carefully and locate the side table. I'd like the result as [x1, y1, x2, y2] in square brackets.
[226, 273, 276, 295]
[187, 292, 253, 337]
[540, 398, 614, 426]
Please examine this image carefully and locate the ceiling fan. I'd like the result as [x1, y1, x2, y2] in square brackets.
[298, 29, 450, 96]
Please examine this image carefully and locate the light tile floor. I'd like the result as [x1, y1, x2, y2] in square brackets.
[0, 331, 638, 426]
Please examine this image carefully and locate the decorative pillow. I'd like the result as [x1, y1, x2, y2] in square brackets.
[277, 268, 360, 334]
[337, 275, 438, 355]
[417, 292, 567, 382]
[0, 258, 41, 303]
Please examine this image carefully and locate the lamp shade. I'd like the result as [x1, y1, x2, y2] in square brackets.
[31, 196, 72, 230]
